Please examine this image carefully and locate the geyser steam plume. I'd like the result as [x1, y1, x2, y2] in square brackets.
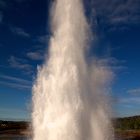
[32, 0, 114, 140]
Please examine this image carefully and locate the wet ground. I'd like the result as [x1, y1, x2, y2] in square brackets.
[0, 136, 140, 140]
[0, 136, 29, 140]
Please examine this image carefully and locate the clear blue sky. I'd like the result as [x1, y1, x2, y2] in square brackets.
[0, 0, 140, 120]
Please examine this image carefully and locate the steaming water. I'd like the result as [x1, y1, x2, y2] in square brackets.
[32, 0, 114, 140]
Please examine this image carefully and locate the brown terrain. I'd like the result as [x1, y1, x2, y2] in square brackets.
[0, 121, 31, 137]
[116, 130, 140, 140]
[0, 116, 140, 140]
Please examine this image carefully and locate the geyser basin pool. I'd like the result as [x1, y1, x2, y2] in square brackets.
[32, 0, 114, 140]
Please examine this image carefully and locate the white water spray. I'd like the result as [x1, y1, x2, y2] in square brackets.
[32, 0, 114, 140]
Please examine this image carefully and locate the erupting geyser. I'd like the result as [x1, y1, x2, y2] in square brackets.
[32, 0, 114, 140]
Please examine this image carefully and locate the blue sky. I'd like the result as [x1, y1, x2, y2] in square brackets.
[0, 0, 140, 120]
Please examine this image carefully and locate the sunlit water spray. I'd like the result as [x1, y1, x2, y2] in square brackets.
[32, 0, 114, 140]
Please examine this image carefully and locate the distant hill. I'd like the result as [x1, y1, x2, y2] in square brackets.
[1, 115, 140, 131]
[115, 115, 140, 130]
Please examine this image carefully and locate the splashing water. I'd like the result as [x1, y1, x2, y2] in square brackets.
[32, 0, 114, 140]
